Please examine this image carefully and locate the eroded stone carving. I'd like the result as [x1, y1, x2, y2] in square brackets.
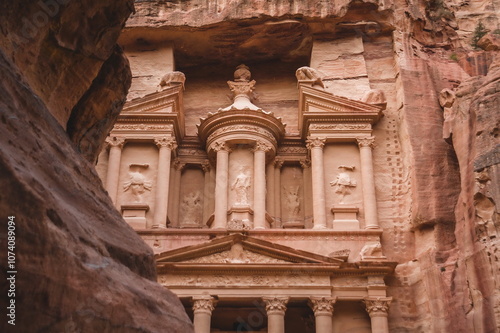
[158, 71, 186, 91]
[284, 185, 301, 217]
[362, 89, 387, 109]
[227, 219, 252, 230]
[360, 242, 385, 259]
[306, 136, 326, 149]
[330, 166, 357, 204]
[232, 168, 251, 205]
[123, 164, 152, 203]
[296, 66, 325, 89]
[180, 191, 202, 226]
[192, 297, 216, 314]
[184, 247, 289, 264]
[160, 273, 326, 287]
[105, 136, 125, 148]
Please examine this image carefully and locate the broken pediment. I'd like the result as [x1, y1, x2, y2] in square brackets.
[155, 233, 344, 265]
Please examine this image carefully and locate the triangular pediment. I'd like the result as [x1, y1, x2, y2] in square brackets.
[155, 233, 344, 265]
[298, 85, 383, 137]
[122, 85, 183, 114]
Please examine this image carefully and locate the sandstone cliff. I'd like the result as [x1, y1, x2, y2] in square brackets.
[0, 1, 193, 332]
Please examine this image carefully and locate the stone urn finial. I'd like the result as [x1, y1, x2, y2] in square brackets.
[234, 64, 251, 82]
[220, 65, 261, 111]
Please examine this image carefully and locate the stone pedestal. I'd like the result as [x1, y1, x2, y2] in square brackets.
[331, 206, 360, 230]
[121, 204, 149, 229]
[227, 205, 254, 229]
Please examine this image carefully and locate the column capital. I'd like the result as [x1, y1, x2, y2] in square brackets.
[154, 136, 177, 150]
[306, 136, 326, 149]
[356, 136, 376, 149]
[309, 297, 336, 316]
[201, 160, 211, 173]
[173, 158, 186, 171]
[192, 296, 217, 315]
[105, 136, 126, 149]
[363, 297, 392, 317]
[262, 296, 289, 315]
[212, 140, 232, 153]
[252, 140, 273, 153]
[274, 158, 284, 169]
[299, 158, 311, 169]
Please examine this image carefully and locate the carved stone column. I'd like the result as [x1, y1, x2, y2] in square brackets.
[172, 159, 185, 226]
[266, 162, 275, 218]
[300, 159, 311, 226]
[152, 137, 177, 228]
[253, 141, 271, 229]
[309, 297, 336, 333]
[357, 137, 379, 229]
[202, 160, 211, 225]
[363, 297, 392, 333]
[306, 137, 327, 229]
[213, 141, 231, 229]
[105, 136, 125, 207]
[263, 297, 289, 333]
[192, 296, 216, 333]
[273, 158, 284, 227]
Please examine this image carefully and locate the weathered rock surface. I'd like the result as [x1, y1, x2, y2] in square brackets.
[0, 0, 193, 332]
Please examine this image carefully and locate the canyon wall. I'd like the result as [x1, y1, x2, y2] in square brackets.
[0, 1, 193, 332]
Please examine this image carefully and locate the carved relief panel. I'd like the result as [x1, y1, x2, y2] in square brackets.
[323, 143, 363, 226]
[280, 165, 305, 228]
[178, 167, 205, 227]
[228, 148, 254, 208]
[118, 142, 159, 228]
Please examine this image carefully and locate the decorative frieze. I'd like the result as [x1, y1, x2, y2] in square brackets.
[159, 273, 329, 287]
[112, 124, 173, 131]
[309, 123, 371, 131]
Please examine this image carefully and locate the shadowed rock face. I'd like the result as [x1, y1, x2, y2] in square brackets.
[0, 1, 193, 332]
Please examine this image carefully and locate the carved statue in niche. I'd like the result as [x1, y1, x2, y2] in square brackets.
[231, 168, 251, 206]
[330, 165, 357, 204]
[123, 164, 152, 203]
[284, 185, 301, 217]
[180, 191, 202, 225]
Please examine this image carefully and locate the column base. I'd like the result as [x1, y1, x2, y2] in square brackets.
[312, 224, 327, 230]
